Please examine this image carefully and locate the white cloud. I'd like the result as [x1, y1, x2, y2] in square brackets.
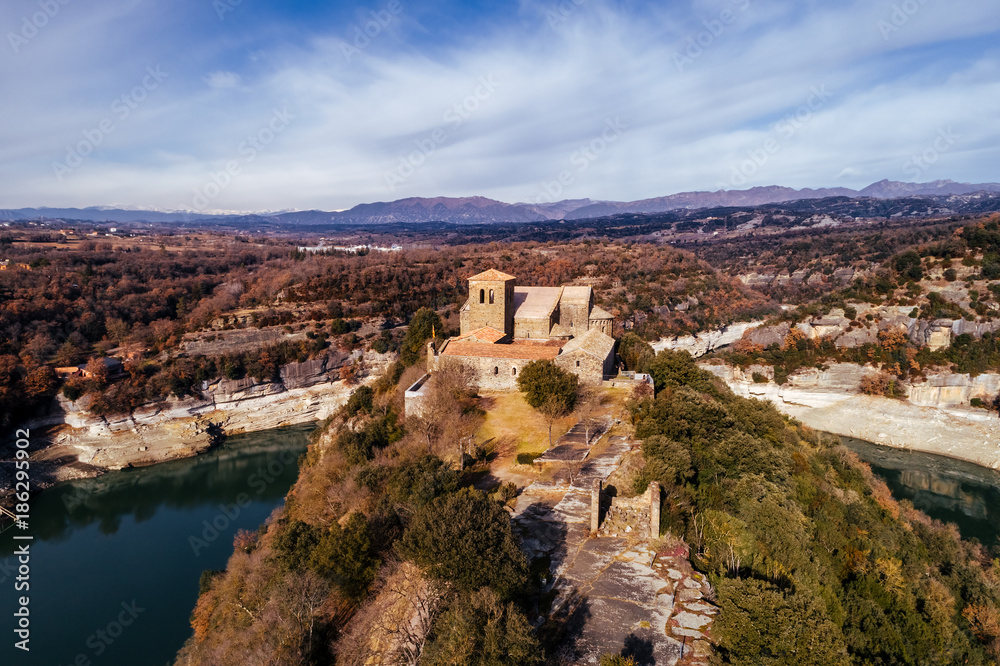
[0, 0, 998, 210]
[203, 71, 242, 89]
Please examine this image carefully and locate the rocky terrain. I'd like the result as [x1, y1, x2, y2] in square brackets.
[652, 320, 764, 357]
[515, 428, 716, 664]
[13, 350, 394, 489]
[701, 361, 1000, 469]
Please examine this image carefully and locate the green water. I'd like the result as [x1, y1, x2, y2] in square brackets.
[839, 435, 1000, 548]
[0, 423, 313, 666]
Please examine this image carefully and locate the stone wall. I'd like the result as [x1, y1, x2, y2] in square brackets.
[559, 302, 591, 335]
[555, 348, 611, 385]
[514, 314, 554, 340]
[403, 373, 432, 418]
[464, 279, 514, 335]
[589, 317, 613, 336]
[592, 482, 660, 539]
[438, 354, 531, 392]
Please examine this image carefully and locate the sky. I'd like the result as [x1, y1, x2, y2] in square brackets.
[1, 0, 998, 212]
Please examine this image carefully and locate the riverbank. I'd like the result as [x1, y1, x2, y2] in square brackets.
[2, 350, 393, 496]
[702, 362, 1000, 470]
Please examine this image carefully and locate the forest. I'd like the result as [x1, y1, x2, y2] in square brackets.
[8, 213, 1000, 663]
[0, 232, 771, 425]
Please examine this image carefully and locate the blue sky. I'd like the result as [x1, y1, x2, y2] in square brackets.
[1, 0, 998, 212]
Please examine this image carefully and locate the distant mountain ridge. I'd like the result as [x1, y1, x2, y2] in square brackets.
[4, 179, 999, 226]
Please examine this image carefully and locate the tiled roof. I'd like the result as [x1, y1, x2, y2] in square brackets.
[589, 305, 614, 320]
[458, 327, 508, 343]
[468, 268, 516, 282]
[442, 340, 561, 361]
[559, 328, 615, 359]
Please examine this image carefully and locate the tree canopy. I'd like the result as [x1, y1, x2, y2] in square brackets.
[516, 359, 578, 413]
[397, 487, 528, 601]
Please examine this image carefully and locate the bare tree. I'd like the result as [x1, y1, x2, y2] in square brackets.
[575, 386, 606, 445]
[337, 560, 444, 666]
[406, 363, 482, 466]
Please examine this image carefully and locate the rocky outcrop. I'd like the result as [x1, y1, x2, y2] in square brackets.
[721, 305, 1000, 355]
[181, 326, 309, 356]
[652, 320, 765, 357]
[29, 350, 396, 480]
[701, 361, 1000, 469]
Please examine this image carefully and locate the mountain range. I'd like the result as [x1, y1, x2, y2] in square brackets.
[3, 179, 999, 226]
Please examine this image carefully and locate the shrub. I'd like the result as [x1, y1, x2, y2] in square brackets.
[421, 588, 542, 666]
[751, 372, 767, 384]
[516, 360, 578, 412]
[860, 372, 904, 398]
[397, 488, 528, 600]
[515, 452, 541, 465]
[618, 332, 655, 373]
[307, 512, 379, 599]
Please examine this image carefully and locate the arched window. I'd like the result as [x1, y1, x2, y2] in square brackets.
[575, 360, 580, 367]
[512, 367, 517, 375]
[493, 366, 499, 375]
[489, 289, 494, 304]
[479, 289, 485, 304]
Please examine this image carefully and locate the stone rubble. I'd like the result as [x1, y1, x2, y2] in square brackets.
[513, 428, 717, 664]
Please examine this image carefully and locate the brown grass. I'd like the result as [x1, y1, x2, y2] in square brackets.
[474, 391, 575, 456]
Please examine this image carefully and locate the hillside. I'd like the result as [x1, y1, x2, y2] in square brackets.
[175, 342, 1000, 664]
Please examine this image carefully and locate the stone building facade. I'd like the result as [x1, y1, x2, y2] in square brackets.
[427, 269, 616, 392]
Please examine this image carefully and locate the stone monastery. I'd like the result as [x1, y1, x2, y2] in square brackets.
[425, 268, 616, 391]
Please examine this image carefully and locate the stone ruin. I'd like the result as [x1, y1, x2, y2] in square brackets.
[591, 480, 661, 539]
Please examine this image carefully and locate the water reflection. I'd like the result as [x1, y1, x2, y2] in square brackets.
[0, 424, 313, 666]
[1, 425, 311, 552]
[838, 435, 1000, 547]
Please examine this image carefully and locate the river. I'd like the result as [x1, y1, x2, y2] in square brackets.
[839, 435, 1000, 548]
[0, 423, 313, 666]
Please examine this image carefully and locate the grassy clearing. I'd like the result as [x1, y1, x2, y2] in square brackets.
[475, 391, 576, 456]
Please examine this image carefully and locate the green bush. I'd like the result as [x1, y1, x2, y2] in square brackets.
[421, 588, 542, 666]
[516, 360, 578, 412]
[618, 332, 655, 373]
[307, 512, 378, 599]
[397, 488, 528, 600]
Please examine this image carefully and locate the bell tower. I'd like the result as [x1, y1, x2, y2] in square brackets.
[462, 269, 515, 336]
